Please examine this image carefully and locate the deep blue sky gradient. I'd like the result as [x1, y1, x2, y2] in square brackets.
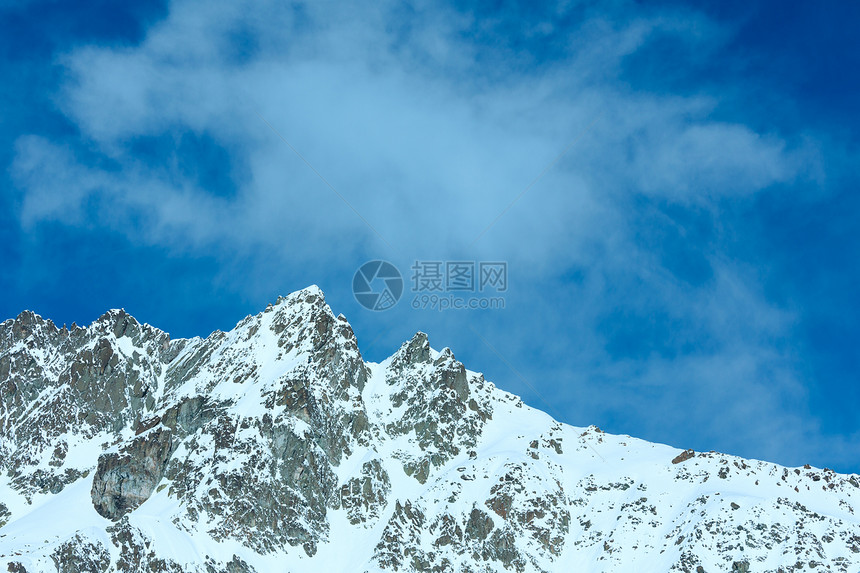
[1, 0, 858, 471]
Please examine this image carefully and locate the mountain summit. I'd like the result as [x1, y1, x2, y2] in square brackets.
[1, 287, 859, 572]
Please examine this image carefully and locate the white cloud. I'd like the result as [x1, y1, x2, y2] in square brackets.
[10, 0, 842, 466]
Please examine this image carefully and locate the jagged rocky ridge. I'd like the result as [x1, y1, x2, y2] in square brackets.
[0, 286, 858, 572]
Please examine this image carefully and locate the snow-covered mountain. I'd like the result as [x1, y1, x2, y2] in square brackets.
[1, 286, 859, 572]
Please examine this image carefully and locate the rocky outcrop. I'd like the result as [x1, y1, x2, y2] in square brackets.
[0, 503, 9, 528]
[163, 410, 340, 556]
[672, 449, 695, 464]
[484, 463, 570, 562]
[107, 519, 189, 573]
[340, 459, 391, 525]
[374, 500, 429, 571]
[50, 535, 110, 573]
[91, 427, 173, 519]
[383, 335, 494, 485]
[0, 308, 174, 504]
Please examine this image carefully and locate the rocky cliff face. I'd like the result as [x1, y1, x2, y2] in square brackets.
[1, 286, 859, 572]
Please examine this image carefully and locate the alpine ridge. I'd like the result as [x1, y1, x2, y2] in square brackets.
[1, 286, 859, 572]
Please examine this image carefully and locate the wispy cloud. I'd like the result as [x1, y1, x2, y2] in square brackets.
[8, 0, 851, 469]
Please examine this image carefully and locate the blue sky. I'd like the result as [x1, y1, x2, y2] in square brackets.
[1, 0, 858, 471]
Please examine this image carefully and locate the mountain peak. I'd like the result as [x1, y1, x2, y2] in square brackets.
[392, 331, 431, 368]
[272, 284, 326, 309]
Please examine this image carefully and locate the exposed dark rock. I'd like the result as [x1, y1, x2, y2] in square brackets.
[465, 508, 495, 541]
[672, 449, 696, 464]
[204, 555, 257, 573]
[340, 459, 390, 525]
[50, 535, 110, 573]
[107, 519, 185, 573]
[160, 396, 214, 437]
[91, 427, 173, 519]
